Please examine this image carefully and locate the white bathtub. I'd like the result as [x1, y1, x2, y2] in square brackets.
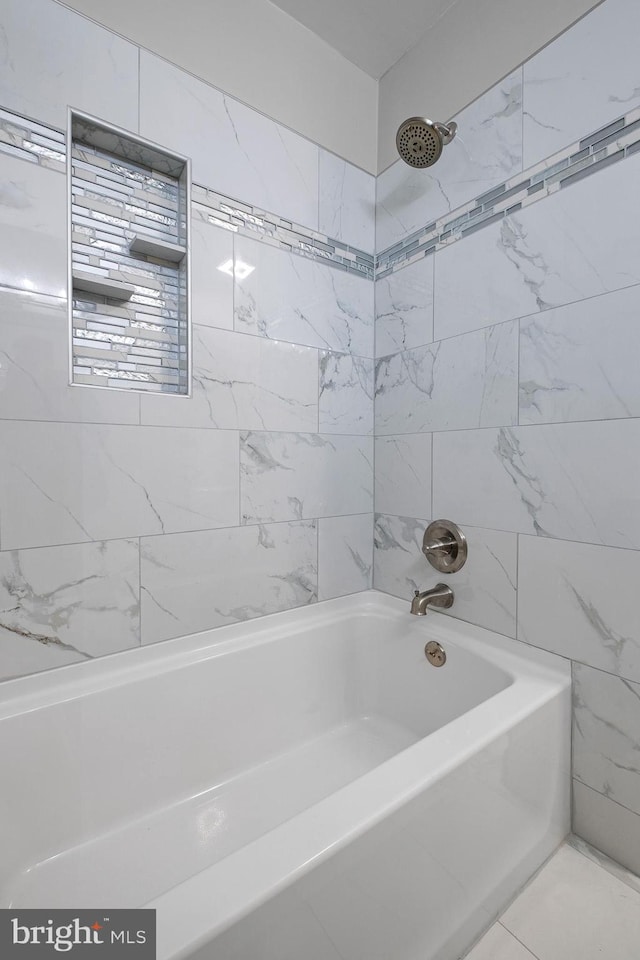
[0, 591, 570, 960]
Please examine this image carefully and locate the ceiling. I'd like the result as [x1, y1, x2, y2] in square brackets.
[268, 0, 461, 79]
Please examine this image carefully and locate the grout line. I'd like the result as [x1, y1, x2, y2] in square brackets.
[373, 512, 640, 556]
[372, 584, 519, 642]
[0, 514, 375, 556]
[497, 923, 541, 960]
[137, 536, 142, 646]
[516, 316, 521, 427]
[514, 533, 520, 638]
[316, 516, 320, 600]
[567, 832, 640, 894]
[137, 46, 141, 135]
[573, 777, 640, 823]
[0, 417, 378, 438]
[374, 279, 640, 360]
[376, 412, 640, 436]
[520, 64, 525, 176]
[430, 431, 434, 520]
[237, 429, 242, 528]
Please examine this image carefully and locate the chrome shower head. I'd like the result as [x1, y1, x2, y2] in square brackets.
[395, 117, 458, 168]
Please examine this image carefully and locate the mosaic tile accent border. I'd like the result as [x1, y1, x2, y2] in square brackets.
[2, 101, 640, 287]
[0, 106, 374, 282]
[191, 184, 374, 279]
[376, 103, 640, 278]
[0, 107, 65, 171]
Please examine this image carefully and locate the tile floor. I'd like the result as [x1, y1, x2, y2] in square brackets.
[463, 838, 640, 960]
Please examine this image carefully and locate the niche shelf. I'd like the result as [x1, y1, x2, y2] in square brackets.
[72, 270, 135, 301]
[129, 235, 186, 264]
[68, 110, 191, 395]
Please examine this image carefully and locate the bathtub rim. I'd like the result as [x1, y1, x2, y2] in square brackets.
[0, 590, 571, 960]
[0, 590, 566, 718]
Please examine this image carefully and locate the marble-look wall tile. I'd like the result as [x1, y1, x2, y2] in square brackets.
[519, 285, 640, 425]
[0, 0, 139, 131]
[375, 321, 518, 434]
[433, 151, 640, 342]
[240, 432, 373, 524]
[319, 352, 373, 435]
[318, 151, 375, 252]
[318, 514, 373, 600]
[0, 289, 139, 424]
[376, 70, 523, 250]
[234, 237, 374, 357]
[190, 219, 234, 330]
[375, 258, 434, 358]
[518, 537, 640, 682]
[573, 780, 640, 879]
[140, 53, 318, 228]
[374, 515, 517, 637]
[0, 422, 239, 549]
[0, 155, 66, 297]
[140, 521, 317, 644]
[573, 662, 640, 818]
[523, 0, 640, 169]
[0, 539, 139, 681]
[141, 326, 318, 432]
[433, 420, 640, 549]
[374, 434, 432, 518]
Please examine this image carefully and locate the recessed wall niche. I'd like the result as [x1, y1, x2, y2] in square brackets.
[67, 111, 191, 394]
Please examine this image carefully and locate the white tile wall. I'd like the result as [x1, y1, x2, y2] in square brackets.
[375, 321, 518, 434]
[519, 285, 640, 424]
[0, 422, 240, 549]
[0, 154, 66, 297]
[0, 539, 139, 680]
[372, 0, 640, 871]
[318, 151, 375, 252]
[375, 257, 434, 358]
[432, 421, 640, 548]
[573, 782, 640, 878]
[317, 514, 373, 600]
[523, 0, 640, 168]
[376, 70, 523, 250]
[140, 52, 319, 228]
[374, 434, 432, 518]
[433, 151, 640, 342]
[240, 432, 373, 524]
[374, 517, 517, 637]
[518, 537, 640, 681]
[319, 352, 374, 435]
[573, 663, 640, 818]
[0, 289, 140, 424]
[234, 236, 374, 356]
[189, 219, 234, 329]
[140, 522, 317, 644]
[0, 0, 375, 680]
[141, 326, 319, 433]
[0, 0, 139, 131]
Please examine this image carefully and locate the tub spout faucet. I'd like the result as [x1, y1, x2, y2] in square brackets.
[410, 583, 454, 616]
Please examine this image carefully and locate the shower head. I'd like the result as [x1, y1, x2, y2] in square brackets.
[395, 118, 458, 168]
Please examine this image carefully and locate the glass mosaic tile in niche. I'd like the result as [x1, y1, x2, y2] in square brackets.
[69, 112, 190, 394]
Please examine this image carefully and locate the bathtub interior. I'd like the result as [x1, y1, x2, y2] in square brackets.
[0, 597, 513, 911]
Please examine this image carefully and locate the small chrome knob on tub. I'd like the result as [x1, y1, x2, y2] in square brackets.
[410, 583, 454, 616]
